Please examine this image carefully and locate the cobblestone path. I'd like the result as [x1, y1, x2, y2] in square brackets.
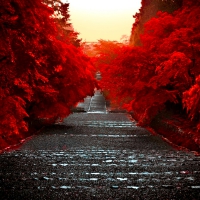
[0, 91, 200, 199]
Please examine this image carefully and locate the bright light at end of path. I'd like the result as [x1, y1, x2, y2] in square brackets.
[61, 0, 142, 42]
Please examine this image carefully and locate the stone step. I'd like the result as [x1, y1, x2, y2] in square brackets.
[1, 149, 200, 199]
[1, 91, 200, 200]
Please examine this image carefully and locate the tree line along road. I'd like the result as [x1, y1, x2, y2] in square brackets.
[0, 90, 200, 199]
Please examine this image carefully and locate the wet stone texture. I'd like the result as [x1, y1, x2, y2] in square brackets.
[0, 91, 200, 199]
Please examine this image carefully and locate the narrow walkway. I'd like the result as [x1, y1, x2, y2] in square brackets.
[76, 90, 107, 113]
[0, 91, 200, 199]
[87, 90, 107, 113]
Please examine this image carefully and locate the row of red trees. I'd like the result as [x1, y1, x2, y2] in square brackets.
[0, 0, 96, 149]
[95, 1, 200, 133]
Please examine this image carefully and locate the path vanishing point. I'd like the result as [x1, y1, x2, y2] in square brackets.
[0, 90, 200, 199]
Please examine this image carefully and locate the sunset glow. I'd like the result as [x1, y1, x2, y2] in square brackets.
[64, 0, 142, 42]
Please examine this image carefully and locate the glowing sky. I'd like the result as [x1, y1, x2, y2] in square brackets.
[63, 0, 142, 42]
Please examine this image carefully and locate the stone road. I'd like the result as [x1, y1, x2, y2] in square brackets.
[0, 90, 200, 199]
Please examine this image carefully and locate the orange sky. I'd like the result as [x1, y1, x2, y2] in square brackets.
[62, 0, 141, 42]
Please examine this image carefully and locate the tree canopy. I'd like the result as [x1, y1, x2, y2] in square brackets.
[95, 0, 200, 132]
[0, 0, 96, 149]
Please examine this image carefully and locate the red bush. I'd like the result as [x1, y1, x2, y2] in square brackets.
[96, 1, 200, 130]
[0, 0, 96, 148]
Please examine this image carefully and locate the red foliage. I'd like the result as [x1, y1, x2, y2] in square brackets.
[96, 1, 200, 131]
[183, 76, 200, 122]
[0, 0, 96, 149]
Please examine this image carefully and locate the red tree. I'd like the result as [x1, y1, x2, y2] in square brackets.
[0, 0, 96, 149]
[96, 1, 200, 131]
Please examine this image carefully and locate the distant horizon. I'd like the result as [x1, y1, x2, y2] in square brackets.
[62, 0, 142, 42]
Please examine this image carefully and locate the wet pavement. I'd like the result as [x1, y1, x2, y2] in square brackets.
[0, 90, 200, 199]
